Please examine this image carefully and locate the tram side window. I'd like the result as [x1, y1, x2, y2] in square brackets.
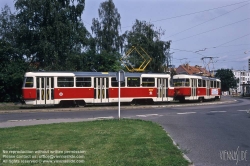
[217, 82, 220, 88]
[76, 77, 91, 87]
[173, 79, 190, 87]
[142, 77, 155, 87]
[57, 77, 74, 87]
[111, 77, 125, 87]
[24, 77, 33, 87]
[202, 80, 206, 87]
[198, 79, 202, 87]
[210, 81, 214, 88]
[127, 77, 140, 87]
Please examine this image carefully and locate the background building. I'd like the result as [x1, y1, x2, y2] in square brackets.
[176, 64, 210, 76]
[232, 70, 250, 96]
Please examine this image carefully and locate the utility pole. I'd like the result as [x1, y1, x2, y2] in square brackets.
[201, 56, 218, 76]
[165, 52, 174, 72]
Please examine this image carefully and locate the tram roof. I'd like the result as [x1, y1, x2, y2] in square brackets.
[173, 74, 220, 81]
[24, 72, 171, 78]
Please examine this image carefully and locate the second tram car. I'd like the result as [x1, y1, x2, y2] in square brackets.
[173, 74, 221, 102]
[22, 72, 175, 106]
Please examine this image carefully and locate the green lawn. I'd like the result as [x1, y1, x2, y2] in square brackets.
[0, 119, 190, 166]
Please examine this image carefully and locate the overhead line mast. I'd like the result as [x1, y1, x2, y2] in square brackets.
[201, 56, 218, 76]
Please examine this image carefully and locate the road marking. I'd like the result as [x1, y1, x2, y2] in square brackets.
[136, 115, 147, 117]
[210, 111, 227, 113]
[136, 114, 161, 117]
[8, 119, 37, 122]
[145, 114, 159, 116]
[237, 110, 248, 112]
[8, 120, 19, 122]
[95, 116, 114, 119]
[177, 112, 196, 115]
[123, 117, 132, 119]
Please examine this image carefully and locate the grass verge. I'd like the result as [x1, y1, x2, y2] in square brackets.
[0, 103, 33, 111]
[0, 119, 189, 166]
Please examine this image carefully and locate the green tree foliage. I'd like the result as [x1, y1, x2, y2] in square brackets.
[123, 20, 171, 73]
[0, 1, 91, 102]
[91, 0, 122, 53]
[215, 69, 237, 91]
[0, 6, 26, 102]
[14, 0, 90, 71]
[91, 0, 122, 72]
[0, 0, 176, 102]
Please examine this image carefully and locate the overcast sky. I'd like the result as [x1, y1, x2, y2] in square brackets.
[1, 0, 250, 71]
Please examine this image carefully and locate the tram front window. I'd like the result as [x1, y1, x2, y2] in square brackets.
[173, 79, 190, 87]
[23, 77, 34, 87]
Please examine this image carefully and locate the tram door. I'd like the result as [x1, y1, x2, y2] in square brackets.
[157, 78, 168, 101]
[36, 77, 54, 105]
[206, 80, 210, 97]
[94, 77, 109, 103]
[191, 79, 197, 99]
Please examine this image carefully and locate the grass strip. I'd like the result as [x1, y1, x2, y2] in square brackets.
[0, 119, 189, 166]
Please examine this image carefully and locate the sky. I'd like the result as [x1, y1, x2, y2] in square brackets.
[1, 0, 250, 71]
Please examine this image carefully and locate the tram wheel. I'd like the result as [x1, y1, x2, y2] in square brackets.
[179, 97, 185, 103]
[198, 97, 204, 103]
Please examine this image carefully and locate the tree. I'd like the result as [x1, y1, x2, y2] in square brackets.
[90, 0, 122, 72]
[14, 0, 90, 71]
[215, 69, 237, 91]
[123, 20, 171, 73]
[0, 5, 27, 102]
[91, 0, 122, 53]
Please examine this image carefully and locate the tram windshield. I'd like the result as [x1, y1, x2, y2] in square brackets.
[173, 78, 190, 87]
[23, 77, 34, 87]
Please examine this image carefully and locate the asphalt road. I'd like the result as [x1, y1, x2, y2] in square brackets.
[0, 96, 250, 166]
[148, 99, 250, 166]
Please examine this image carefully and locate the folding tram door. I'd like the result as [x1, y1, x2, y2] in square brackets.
[206, 80, 210, 99]
[36, 77, 54, 105]
[157, 78, 168, 101]
[191, 78, 197, 100]
[94, 77, 109, 103]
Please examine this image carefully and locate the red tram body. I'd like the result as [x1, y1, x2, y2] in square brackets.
[22, 72, 221, 105]
[22, 72, 174, 105]
[173, 74, 221, 102]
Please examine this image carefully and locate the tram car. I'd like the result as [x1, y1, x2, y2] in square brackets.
[173, 74, 221, 102]
[22, 72, 175, 106]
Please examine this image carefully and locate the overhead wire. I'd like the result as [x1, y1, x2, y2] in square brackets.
[121, 0, 249, 68]
[170, 48, 204, 56]
[173, 18, 250, 42]
[121, 0, 250, 29]
[197, 48, 249, 56]
[216, 44, 250, 47]
[214, 33, 250, 47]
[166, 2, 249, 38]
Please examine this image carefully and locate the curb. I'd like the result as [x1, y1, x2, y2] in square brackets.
[163, 129, 194, 166]
[0, 99, 237, 114]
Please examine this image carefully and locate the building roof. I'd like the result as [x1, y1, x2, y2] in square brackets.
[176, 64, 211, 76]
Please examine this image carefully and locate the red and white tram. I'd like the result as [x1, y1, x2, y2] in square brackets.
[173, 74, 221, 102]
[22, 72, 175, 106]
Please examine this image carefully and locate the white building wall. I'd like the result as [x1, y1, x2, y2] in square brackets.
[232, 70, 250, 95]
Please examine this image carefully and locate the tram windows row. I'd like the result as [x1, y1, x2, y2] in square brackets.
[173, 79, 221, 88]
[23, 76, 168, 88]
